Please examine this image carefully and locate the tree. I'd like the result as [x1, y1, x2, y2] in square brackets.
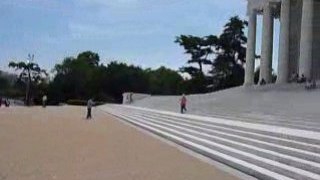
[50, 51, 101, 102]
[180, 73, 209, 94]
[146, 66, 184, 95]
[211, 16, 248, 90]
[8, 55, 48, 105]
[49, 51, 186, 104]
[77, 51, 100, 67]
[0, 71, 10, 93]
[254, 67, 277, 85]
[175, 16, 248, 92]
[175, 35, 217, 75]
[103, 61, 149, 102]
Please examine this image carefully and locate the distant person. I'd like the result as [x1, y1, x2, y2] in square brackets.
[312, 80, 317, 89]
[129, 93, 133, 103]
[260, 79, 266, 86]
[42, 95, 47, 108]
[298, 74, 306, 83]
[86, 98, 95, 119]
[306, 79, 312, 89]
[305, 79, 317, 90]
[180, 94, 187, 114]
[289, 72, 298, 83]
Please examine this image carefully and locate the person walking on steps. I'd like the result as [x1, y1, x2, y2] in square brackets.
[180, 94, 187, 114]
[86, 98, 95, 119]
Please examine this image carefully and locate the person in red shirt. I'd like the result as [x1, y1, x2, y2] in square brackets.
[180, 94, 187, 114]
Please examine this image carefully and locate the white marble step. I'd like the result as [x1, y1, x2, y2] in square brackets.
[108, 108, 320, 176]
[128, 111, 320, 163]
[104, 108, 295, 180]
[136, 111, 320, 155]
[102, 106, 320, 180]
[119, 105, 320, 145]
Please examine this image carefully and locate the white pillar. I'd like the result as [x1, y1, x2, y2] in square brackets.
[276, 0, 290, 84]
[260, 3, 274, 84]
[244, 9, 257, 86]
[299, 0, 314, 79]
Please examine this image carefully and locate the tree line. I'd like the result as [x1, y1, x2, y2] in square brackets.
[175, 16, 248, 91]
[0, 16, 250, 105]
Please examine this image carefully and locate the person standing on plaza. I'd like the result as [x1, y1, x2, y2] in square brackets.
[42, 95, 47, 108]
[4, 98, 10, 107]
[180, 94, 187, 114]
[86, 98, 95, 119]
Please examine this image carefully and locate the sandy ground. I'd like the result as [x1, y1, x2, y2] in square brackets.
[0, 106, 239, 180]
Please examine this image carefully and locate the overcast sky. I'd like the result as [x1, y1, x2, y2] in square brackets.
[0, 0, 279, 72]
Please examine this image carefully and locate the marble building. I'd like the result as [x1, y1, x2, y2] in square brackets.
[244, 0, 320, 86]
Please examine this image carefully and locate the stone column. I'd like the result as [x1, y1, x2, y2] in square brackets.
[299, 0, 314, 79]
[244, 9, 257, 86]
[276, 0, 290, 84]
[260, 3, 274, 84]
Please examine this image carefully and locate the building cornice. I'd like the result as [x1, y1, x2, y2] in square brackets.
[247, 0, 281, 17]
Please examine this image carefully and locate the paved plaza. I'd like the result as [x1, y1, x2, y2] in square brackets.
[0, 106, 239, 180]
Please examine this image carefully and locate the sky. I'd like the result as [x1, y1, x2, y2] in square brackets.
[0, 0, 280, 73]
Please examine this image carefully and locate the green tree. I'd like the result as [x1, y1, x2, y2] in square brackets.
[77, 51, 100, 67]
[210, 16, 248, 90]
[0, 71, 9, 86]
[146, 66, 183, 95]
[175, 16, 248, 92]
[0, 71, 10, 94]
[103, 61, 149, 102]
[180, 73, 209, 94]
[175, 35, 217, 75]
[8, 55, 47, 105]
[50, 51, 101, 102]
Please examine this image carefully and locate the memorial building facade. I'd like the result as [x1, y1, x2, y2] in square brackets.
[244, 0, 320, 85]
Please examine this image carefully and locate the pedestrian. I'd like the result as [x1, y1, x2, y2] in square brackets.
[4, 98, 10, 107]
[180, 94, 187, 114]
[260, 78, 266, 85]
[289, 72, 298, 83]
[86, 98, 95, 119]
[298, 74, 306, 83]
[42, 95, 47, 108]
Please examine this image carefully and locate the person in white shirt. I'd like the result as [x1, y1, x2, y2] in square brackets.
[42, 95, 47, 108]
[86, 99, 95, 119]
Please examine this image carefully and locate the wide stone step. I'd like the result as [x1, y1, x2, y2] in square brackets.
[195, 109, 320, 130]
[111, 109, 320, 175]
[130, 112, 320, 164]
[105, 109, 293, 180]
[136, 111, 320, 155]
[116, 105, 320, 146]
[101, 105, 320, 180]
